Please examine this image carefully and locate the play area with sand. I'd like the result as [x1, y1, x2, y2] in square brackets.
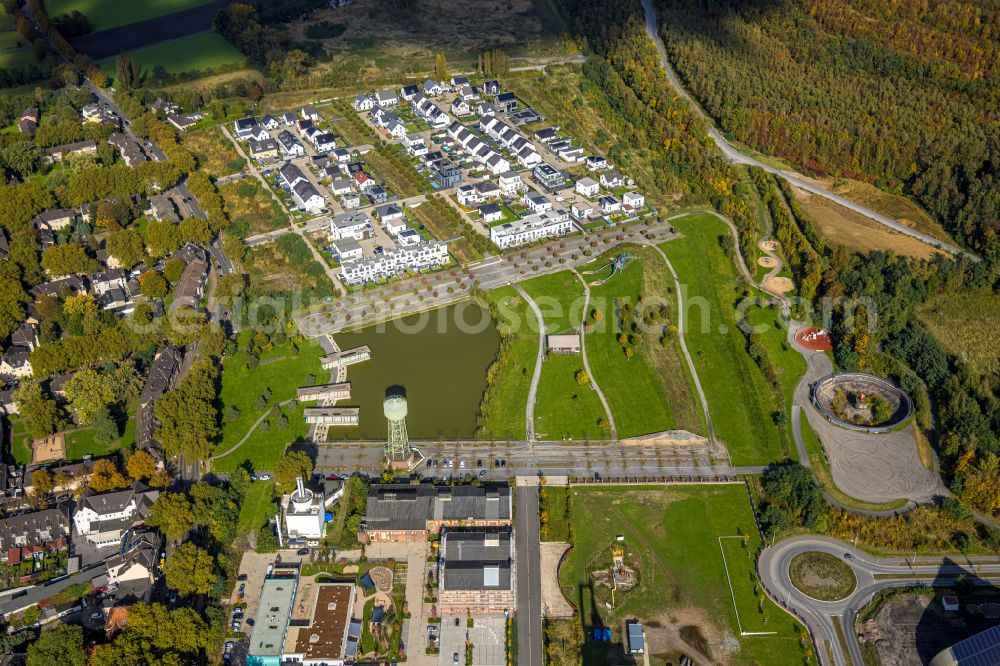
[763, 276, 795, 293]
[32, 433, 66, 464]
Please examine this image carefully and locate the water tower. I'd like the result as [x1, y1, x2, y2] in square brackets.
[383, 393, 412, 463]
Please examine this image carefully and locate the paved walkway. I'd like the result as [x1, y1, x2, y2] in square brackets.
[515, 285, 546, 443]
[570, 269, 617, 440]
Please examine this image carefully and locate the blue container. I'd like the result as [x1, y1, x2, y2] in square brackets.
[324, 511, 333, 522]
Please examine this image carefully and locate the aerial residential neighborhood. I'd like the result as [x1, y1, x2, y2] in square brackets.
[0, 0, 995, 664]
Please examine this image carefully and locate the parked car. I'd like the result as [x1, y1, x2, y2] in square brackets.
[237, 573, 247, 581]
[453, 652, 460, 665]
[297, 548, 309, 556]
[258, 473, 271, 480]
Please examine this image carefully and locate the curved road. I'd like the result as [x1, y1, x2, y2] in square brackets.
[571, 269, 618, 440]
[760, 535, 1000, 666]
[638, 0, 968, 259]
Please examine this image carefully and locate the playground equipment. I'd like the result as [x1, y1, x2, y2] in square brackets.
[582, 252, 636, 285]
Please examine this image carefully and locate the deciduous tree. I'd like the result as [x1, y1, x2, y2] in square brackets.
[164, 542, 215, 596]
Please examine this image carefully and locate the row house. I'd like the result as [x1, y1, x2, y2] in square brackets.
[73, 483, 159, 549]
[489, 210, 573, 250]
[340, 240, 449, 286]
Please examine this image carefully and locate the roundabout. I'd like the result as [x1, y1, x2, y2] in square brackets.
[758, 536, 1000, 666]
[789, 551, 856, 601]
[812, 373, 913, 433]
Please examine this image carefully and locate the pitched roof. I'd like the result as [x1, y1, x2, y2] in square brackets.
[364, 483, 511, 532]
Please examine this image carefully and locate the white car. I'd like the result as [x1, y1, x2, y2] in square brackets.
[459, 460, 466, 469]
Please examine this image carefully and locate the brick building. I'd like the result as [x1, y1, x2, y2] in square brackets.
[361, 483, 512, 542]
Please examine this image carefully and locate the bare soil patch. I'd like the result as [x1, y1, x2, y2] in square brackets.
[32, 433, 66, 464]
[790, 187, 943, 260]
[757, 256, 777, 268]
[763, 276, 794, 293]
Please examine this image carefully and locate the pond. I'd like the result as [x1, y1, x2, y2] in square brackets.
[331, 302, 499, 440]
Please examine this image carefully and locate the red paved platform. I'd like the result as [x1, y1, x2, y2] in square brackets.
[796, 327, 833, 351]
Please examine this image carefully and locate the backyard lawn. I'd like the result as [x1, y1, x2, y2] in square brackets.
[99, 32, 244, 77]
[236, 480, 276, 536]
[560, 485, 809, 665]
[476, 287, 538, 441]
[661, 214, 786, 465]
[211, 334, 325, 473]
[46, 0, 220, 31]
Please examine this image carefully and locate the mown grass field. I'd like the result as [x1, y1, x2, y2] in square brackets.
[522, 272, 606, 440]
[46, 0, 219, 31]
[8, 416, 136, 464]
[916, 291, 1000, 383]
[236, 479, 275, 536]
[211, 335, 325, 473]
[662, 214, 786, 465]
[560, 485, 808, 665]
[476, 286, 538, 441]
[0, 48, 35, 69]
[99, 32, 244, 77]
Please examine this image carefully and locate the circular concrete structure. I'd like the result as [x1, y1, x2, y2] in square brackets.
[813, 373, 912, 432]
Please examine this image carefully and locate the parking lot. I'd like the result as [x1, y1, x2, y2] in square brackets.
[439, 614, 507, 666]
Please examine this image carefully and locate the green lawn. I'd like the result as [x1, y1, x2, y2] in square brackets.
[476, 287, 539, 441]
[211, 335, 325, 473]
[661, 214, 786, 465]
[539, 485, 570, 541]
[582, 256, 676, 438]
[99, 32, 245, 78]
[45, 0, 220, 31]
[8, 416, 135, 463]
[560, 485, 808, 665]
[237, 480, 276, 536]
[0, 31, 23, 49]
[522, 272, 606, 440]
[0, 49, 35, 69]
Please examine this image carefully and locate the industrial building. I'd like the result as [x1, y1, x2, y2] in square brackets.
[362, 483, 512, 542]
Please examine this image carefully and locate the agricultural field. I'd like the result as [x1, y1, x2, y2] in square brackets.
[219, 180, 286, 236]
[916, 291, 1000, 385]
[522, 272, 606, 440]
[211, 334, 325, 473]
[98, 32, 244, 78]
[661, 214, 787, 465]
[559, 485, 808, 665]
[476, 286, 539, 441]
[181, 129, 245, 177]
[45, 0, 220, 32]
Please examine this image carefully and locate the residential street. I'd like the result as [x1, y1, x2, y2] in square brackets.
[515, 484, 543, 666]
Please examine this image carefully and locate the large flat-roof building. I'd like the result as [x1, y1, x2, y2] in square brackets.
[248, 570, 299, 666]
[284, 583, 355, 666]
[489, 210, 573, 249]
[363, 483, 512, 542]
[438, 529, 514, 613]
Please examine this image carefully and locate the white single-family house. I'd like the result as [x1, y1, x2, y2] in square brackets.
[576, 177, 600, 198]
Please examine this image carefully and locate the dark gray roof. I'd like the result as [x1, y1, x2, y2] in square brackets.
[0, 508, 69, 551]
[81, 483, 158, 519]
[441, 530, 512, 591]
[365, 483, 511, 532]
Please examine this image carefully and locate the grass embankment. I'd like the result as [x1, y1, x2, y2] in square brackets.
[236, 480, 276, 536]
[45, 0, 219, 31]
[582, 248, 701, 438]
[560, 485, 808, 665]
[476, 287, 538, 441]
[99, 32, 245, 77]
[522, 272, 606, 440]
[661, 213, 786, 465]
[789, 552, 857, 601]
[212, 334, 325, 473]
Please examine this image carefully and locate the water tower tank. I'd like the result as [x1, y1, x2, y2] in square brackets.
[383, 395, 408, 421]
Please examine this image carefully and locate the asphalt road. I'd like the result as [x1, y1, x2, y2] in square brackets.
[515, 485, 543, 666]
[759, 535, 1000, 666]
[638, 0, 968, 259]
